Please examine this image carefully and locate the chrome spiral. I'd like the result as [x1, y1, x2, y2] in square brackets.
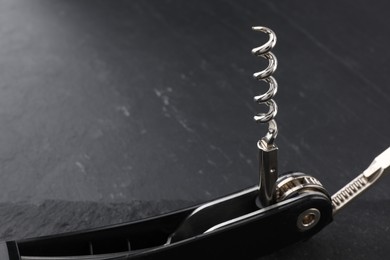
[252, 26, 278, 145]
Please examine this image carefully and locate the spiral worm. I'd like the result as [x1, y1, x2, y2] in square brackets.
[252, 26, 278, 145]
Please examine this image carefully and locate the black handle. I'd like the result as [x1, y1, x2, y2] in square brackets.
[5, 190, 332, 260]
[128, 192, 333, 259]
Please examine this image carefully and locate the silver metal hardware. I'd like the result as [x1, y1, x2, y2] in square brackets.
[258, 139, 278, 207]
[252, 26, 278, 145]
[252, 26, 279, 207]
[276, 172, 329, 202]
[297, 208, 321, 231]
[331, 147, 390, 215]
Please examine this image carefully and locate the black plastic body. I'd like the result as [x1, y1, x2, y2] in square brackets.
[3, 188, 333, 260]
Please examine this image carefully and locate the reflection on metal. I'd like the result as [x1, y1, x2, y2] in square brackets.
[276, 172, 329, 202]
[332, 147, 390, 214]
[297, 208, 321, 231]
[252, 26, 279, 207]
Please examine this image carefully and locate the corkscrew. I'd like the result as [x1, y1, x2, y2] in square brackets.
[251, 26, 279, 207]
[1, 26, 389, 260]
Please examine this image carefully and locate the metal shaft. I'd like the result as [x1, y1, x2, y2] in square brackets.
[258, 139, 278, 207]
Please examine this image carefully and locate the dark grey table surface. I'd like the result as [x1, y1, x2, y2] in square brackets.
[0, 0, 389, 259]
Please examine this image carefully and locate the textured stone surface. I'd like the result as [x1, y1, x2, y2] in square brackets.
[0, 0, 389, 259]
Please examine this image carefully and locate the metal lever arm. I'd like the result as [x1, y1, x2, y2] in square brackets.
[332, 146, 390, 214]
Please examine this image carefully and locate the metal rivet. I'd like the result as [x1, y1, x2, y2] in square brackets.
[297, 208, 321, 231]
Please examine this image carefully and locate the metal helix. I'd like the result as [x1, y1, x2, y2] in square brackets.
[252, 26, 278, 146]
